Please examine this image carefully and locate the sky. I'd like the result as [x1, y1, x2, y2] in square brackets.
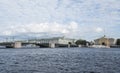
[0, 0, 120, 41]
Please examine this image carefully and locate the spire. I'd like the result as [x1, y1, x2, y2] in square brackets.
[104, 35, 106, 37]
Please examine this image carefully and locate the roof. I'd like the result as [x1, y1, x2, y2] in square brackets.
[29, 37, 75, 41]
[94, 36, 114, 41]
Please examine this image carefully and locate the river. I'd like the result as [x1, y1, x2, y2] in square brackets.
[0, 48, 120, 73]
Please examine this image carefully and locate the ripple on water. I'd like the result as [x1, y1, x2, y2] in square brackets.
[0, 48, 120, 73]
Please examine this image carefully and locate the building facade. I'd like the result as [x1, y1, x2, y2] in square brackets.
[94, 35, 115, 46]
[28, 37, 76, 45]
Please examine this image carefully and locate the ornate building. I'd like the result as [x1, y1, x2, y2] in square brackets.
[94, 35, 115, 47]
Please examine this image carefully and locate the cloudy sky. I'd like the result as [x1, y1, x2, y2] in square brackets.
[0, 0, 120, 41]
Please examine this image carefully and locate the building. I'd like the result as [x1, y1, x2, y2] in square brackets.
[94, 35, 115, 47]
[28, 37, 76, 45]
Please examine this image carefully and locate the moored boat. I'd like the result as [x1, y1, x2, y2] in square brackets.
[90, 45, 110, 48]
[0, 46, 6, 49]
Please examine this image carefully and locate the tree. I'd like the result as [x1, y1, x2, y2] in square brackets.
[68, 42, 72, 45]
[75, 39, 88, 46]
[116, 39, 120, 45]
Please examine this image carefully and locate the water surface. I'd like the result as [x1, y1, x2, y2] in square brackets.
[0, 48, 120, 73]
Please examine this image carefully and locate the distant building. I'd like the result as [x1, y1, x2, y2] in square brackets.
[94, 35, 116, 46]
[28, 37, 76, 45]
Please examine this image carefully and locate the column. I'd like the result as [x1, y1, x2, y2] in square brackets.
[14, 41, 22, 48]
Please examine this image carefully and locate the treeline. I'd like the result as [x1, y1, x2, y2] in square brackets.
[75, 39, 90, 46]
[116, 39, 120, 45]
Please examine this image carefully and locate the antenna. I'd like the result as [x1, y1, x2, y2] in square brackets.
[103, 27, 106, 37]
[6, 37, 8, 42]
[12, 36, 15, 42]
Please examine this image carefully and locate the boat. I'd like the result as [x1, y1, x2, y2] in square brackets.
[0, 46, 6, 49]
[21, 44, 40, 49]
[90, 45, 110, 48]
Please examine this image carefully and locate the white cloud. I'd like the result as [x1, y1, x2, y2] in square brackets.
[0, 22, 111, 40]
[0, 0, 119, 40]
[2, 31, 12, 36]
[95, 27, 103, 33]
[1, 22, 79, 37]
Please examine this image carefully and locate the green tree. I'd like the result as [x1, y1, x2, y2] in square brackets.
[116, 39, 120, 45]
[75, 39, 88, 46]
[68, 42, 72, 45]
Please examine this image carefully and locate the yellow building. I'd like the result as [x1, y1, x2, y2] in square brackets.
[94, 35, 115, 47]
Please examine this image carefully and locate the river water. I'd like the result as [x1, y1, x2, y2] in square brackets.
[0, 48, 120, 73]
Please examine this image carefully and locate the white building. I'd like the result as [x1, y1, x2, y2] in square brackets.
[28, 37, 76, 45]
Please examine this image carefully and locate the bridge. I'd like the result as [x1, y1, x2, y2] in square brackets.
[0, 37, 78, 48]
[0, 41, 77, 48]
